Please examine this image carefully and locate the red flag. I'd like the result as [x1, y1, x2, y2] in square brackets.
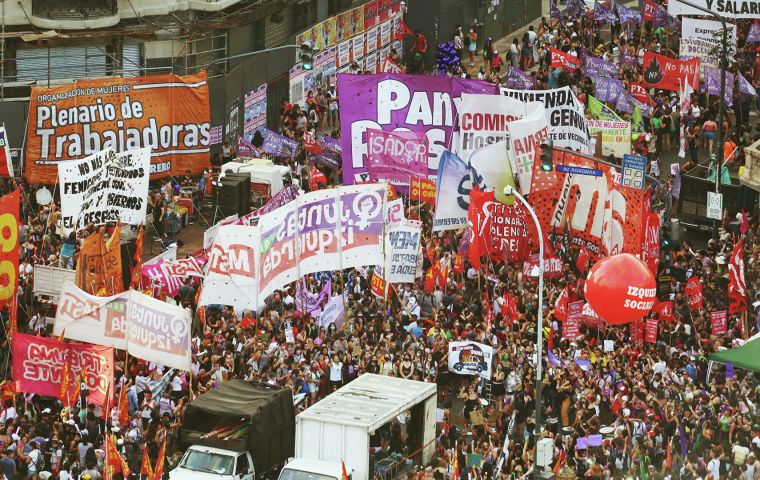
[740, 210, 750, 235]
[140, 444, 154, 477]
[643, 212, 660, 275]
[630, 82, 655, 106]
[728, 239, 747, 314]
[452, 253, 464, 274]
[467, 186, 493, 269]
[130, 225, 144, 289]
[152, 437, 167, 480]
[684, 276, 703, 311]
[550, 48, 581, 72]
[554, 287, 569, 321]
[424, 268, 436, 293]
[652, 300, 674, 323]
[341, 461, 350, 480]
[576, 246, 589, 274]
[117, 386, 130, 427]
[57, 361, 72, 405]
[643, 0, 657, 21]
[395, 20, 413, 41]
[503, 293, 519, 324]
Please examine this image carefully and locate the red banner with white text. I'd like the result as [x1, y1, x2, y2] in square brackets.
[642, 52, 699, 91]
[12, 333, 114, 405]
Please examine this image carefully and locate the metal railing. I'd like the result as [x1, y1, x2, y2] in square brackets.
[31, 0, 118, 20]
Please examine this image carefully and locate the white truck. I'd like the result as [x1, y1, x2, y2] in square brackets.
[171, 380, 295, 480]
[286, 374, 438, 480]
[218, 159, 293, 206]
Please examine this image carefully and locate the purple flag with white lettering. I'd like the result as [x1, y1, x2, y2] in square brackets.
[595, 76, 625, 103]
[738, 73, 757, 97]
[507, 66, 537, 89]
[705, 67, 734, 106]
[583, 55, 618, 78]
[748, 23, 760, 43]
[593, 0, 610, 22]
[616, 3, 641, 23]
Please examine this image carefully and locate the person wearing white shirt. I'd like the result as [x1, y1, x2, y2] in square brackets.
[328, 355, 343, 391]
[706, 450, 722, 479]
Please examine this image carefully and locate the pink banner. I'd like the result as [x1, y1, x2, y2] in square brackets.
[366, 129, 429, 185]
[142, 257, 203, 297]
[12, 333, 113, 405]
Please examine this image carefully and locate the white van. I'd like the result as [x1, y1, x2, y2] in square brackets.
[278, 459, 347, 480]
[218, 159, 294, 205]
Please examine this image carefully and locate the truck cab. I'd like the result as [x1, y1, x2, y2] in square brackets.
[170, 445, 255, 480]
[278, 459, 347, 480]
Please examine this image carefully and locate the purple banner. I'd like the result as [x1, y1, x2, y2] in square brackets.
[705, 67, 734, 106]
[237, 134, 261, 157]
[337, 73, 497, 186]
[583, 55, 618, 78]
[748, 23, 760, 43]
[616, 3, 641, 22]
[595, 76, 625, 103]
[262, 128, 299, 158]
[739, 73, 757, 97]
[593, 1, 616, 23]
[616, 91, 651, 116]
[620, 50, 639, 68]
[507, 66, 537, 89]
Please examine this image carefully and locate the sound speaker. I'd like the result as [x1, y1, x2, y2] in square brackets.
[218, 173, 251, 217]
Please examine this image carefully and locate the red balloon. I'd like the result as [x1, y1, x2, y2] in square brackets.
[583, 253, 656, 325]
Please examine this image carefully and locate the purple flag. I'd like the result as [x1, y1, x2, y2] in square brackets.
[620, 51, 639, 68]
[739, 73, 757, 97]
[679, 419, 688, 457]
[237, 134, 261, 157]
[583, 55, 618, 78]
[725, 363, 734, 378]
[575, 359, 591, 371]
[295, 277, 332, 313]
[547, 349, 563, 367]
[595, 76, 625, 103]
[567, 0, 587, 17]
[615, 91, 635, 114]
[551, 0, 562, 18]
[507, 66, 537, 89]
[593, 0, 610, 21]
[651, 3, 673, 27]
[262, 128, 299, 158]
[616, 3, 641, 23]
[704, 67, 734, 106]
[748, 23, 760, 43]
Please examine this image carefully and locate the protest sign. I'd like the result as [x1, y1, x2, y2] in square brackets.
[550, 48, 581, 72]
[679, 38, 720, 73]
[25, 72, 210, 184]
[586, 120, 632, 158]
[710, 310, 728, 335]
[409, 177, 436, 205]
[262, 128, 299, 158]
[126, 291, 192, 371]
[385, 224, 422, 283]
[705, 67, 735, 106]
[564, 301, 583, 339]
[53, 281, 128, 348]
[669, 0, 754, 19]
[645, 318, 658, 343]
[366, 129, 428, 186]
[385, 198, 406, 228]
[529, 148, 645, 259]
[370, 266, 386, 297]
[685, 276, 703, 310]
[337, 73, 497, 184]
[12, 332, 113, 405]
[509, 108, 549, 194]
[75, 228, 123, 296]
[681, 18, 736, 55]
[433, 151, 470, 231]
[501, 87, 592, 154]
[0, 190, 19, 307]
[318, 295, 345, 328]
[448, 341, 494, 379]
[457, 93, 543, 164]
[523, 254, 562, 278]
[642, 52, 700, 91]
[59, 148, 151, 234]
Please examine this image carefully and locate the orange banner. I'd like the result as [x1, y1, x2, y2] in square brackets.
[25, 72, 211, 184]
[76, 228, 123, 296]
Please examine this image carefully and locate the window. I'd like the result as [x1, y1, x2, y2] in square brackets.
[235, 454, 249, 476]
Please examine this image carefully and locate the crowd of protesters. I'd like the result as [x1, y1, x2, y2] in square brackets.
[1, 1, 760, 480]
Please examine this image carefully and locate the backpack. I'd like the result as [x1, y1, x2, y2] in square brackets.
[32, 449, 45, 472]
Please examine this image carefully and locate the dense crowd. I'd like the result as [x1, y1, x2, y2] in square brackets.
[0, 1, 759, 480]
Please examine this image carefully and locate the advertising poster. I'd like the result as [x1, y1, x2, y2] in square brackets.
[243, 84, 267, 142]
[25, 72, 211, 184]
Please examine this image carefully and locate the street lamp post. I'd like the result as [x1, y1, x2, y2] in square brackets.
[503, 185, 545, 477]
[669, 0, 728, 237]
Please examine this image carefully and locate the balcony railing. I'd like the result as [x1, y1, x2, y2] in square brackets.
[31, 0, 117, 20]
